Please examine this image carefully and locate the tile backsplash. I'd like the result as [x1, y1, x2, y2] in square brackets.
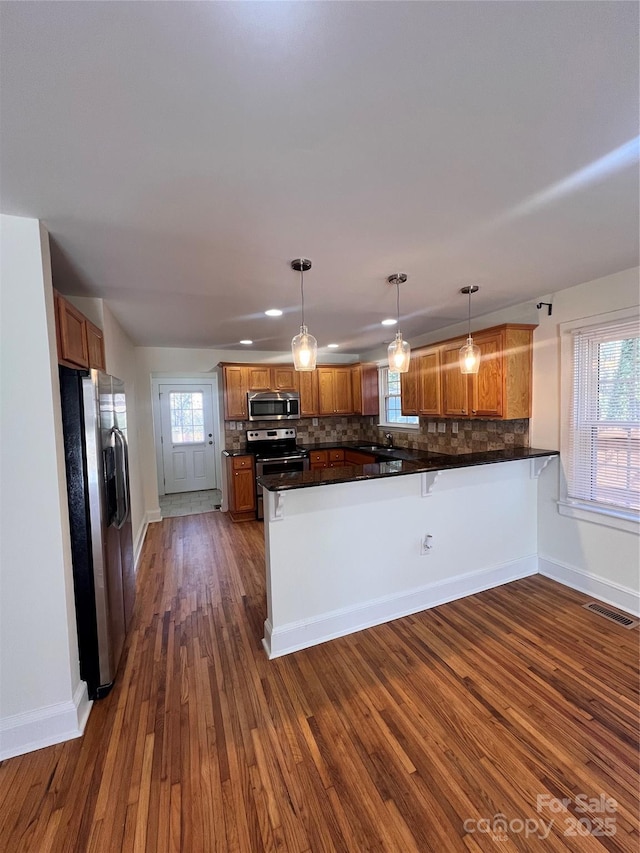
[224, 416, 529, 454]
[369, 418, 529, 455]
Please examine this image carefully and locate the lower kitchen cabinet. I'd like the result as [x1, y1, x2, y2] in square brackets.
[226, 455, 256, 521]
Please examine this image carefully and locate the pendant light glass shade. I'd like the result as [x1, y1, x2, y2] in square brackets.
[290, 258, 317, 371]
[459, 335, 481, 374]
[387, 273, 410, 373]
[388, 331, 411, 373]
[459, 285, 480, 375]
[292, 324, 317, 371]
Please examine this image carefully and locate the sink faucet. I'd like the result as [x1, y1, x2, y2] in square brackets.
[384, 432, 394, 448]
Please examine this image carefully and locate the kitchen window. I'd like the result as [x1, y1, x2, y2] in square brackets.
[560, 308, 639, 531]
[378, 367, 419, 428]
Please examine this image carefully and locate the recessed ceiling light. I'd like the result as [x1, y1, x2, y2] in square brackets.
[239, 339, 253, 345]
[381, 318, 397, 326]
[327, 343, 339, 348]
[265, 308, 283, 317]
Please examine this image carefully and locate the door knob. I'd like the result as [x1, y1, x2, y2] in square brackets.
[208, 440, 213, 445]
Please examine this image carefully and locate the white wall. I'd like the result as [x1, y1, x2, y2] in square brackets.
[530, 267, 640, 610]
[0, 215, 91, 759]
[263, 461, 542, 657]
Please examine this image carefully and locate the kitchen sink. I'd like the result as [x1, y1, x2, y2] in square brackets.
[356, 445, 420, 461]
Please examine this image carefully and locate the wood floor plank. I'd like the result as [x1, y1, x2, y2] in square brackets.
[0, 512, 637, 852]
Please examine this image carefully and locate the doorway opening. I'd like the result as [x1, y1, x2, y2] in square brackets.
[152, 375, 223, 517]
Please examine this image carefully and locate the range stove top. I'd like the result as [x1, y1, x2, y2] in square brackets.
[246, 427, 307, 461]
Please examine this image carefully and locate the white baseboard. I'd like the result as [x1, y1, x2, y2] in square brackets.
[133, 509, 159, 570]
[539, 556, 640, 618]
[263, 555, 538, 659]
[0, 680, 92, 761]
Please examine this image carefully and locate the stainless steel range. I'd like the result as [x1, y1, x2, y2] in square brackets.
[247, 427, 309, 519]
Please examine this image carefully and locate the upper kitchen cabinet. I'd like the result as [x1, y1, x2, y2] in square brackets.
[222, 365, 248, 420]
[352, 363, 379, 416]
[440, 324, 535, 419]
[272, 367, 298, 392]
[418, 347, 442, 416]
[299, 369, 319, 416]
[402, 348, 442, 417]
[247, 366, 272, 391]
[318, 367, 353, 415]
[54, 290, 105, 370]
[85, 320, 106, 371]
[246, 365, 298, 392]
[400, 357, 419, 416]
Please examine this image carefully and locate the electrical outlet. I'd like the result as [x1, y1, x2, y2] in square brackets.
[452, 421, 458, 434]
[427, 422, 436, 434]
[438, 422, 446, 433]
[420, 534, 433, 555]
[229, 421, 236, 430]
[312, 417, 318, 426]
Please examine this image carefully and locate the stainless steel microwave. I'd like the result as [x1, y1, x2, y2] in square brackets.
[247, 391, 301, 421]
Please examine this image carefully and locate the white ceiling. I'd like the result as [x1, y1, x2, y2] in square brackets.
[1, 1, 638, 353]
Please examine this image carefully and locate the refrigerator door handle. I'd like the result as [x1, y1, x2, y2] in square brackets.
[112, 427, 130, 529]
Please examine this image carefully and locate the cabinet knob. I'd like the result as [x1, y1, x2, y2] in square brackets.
[472, 410, 477, 415]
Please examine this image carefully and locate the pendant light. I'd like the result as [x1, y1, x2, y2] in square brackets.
[291, 258, 317, 371]
[459, 285, 481, 374]
[387, 273, 411, 373]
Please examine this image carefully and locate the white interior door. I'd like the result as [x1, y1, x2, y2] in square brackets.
[159, 384, 217, 493]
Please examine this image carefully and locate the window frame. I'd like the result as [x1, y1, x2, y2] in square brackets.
[377, 365, 419, 430]
[558, 306, 639, 533]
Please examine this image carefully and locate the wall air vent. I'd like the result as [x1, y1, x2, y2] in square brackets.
[582, 602, 639, 629]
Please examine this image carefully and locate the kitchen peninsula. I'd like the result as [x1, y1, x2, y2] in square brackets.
[258, 447, 558, 658]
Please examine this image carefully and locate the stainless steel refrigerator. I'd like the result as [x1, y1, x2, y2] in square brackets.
[59, 367, 134, 699]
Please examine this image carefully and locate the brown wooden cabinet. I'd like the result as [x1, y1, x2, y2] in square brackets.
[440, 325, 534, 419]
[223, 366, 249, 420]
[299, 370, 319, 416]
[400, 357, 419, 416]
[226, 455, 256, 521]
[309, 450, 328, 470]
[247, 366, 271, 391]
[344, 450, 376, 465]
[418, 348, 442, 416]
[318, 367, 353, 415]
[86, 320, 106, 371]
[352, 363, 379, 416]
[54, 290, 105, 370]
[272, 367, 298, 391]
[310, 447, 376, 470]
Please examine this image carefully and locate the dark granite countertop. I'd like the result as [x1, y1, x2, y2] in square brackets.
[257, 447, 559, 492]
[222, 448, 253, 457]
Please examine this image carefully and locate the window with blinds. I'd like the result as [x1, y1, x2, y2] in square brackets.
[566, 315, 640, 516]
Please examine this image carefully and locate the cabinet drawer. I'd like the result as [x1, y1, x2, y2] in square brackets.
[309, 451, 328, 464]
[328, 449, 344, 462]
[232, 456, 254, 470]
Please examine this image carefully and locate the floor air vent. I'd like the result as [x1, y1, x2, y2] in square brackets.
[582, 602, 639, 629]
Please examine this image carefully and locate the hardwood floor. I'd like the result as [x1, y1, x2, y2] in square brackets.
[1, 512, 638, 852]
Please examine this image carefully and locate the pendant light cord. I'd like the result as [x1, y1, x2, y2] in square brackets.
[300, 268, 305, 327]
[396, 281, 401, 325]
[467, 288, 472, 337]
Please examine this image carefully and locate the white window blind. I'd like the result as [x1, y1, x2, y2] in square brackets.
[566, 315, 640, 515]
